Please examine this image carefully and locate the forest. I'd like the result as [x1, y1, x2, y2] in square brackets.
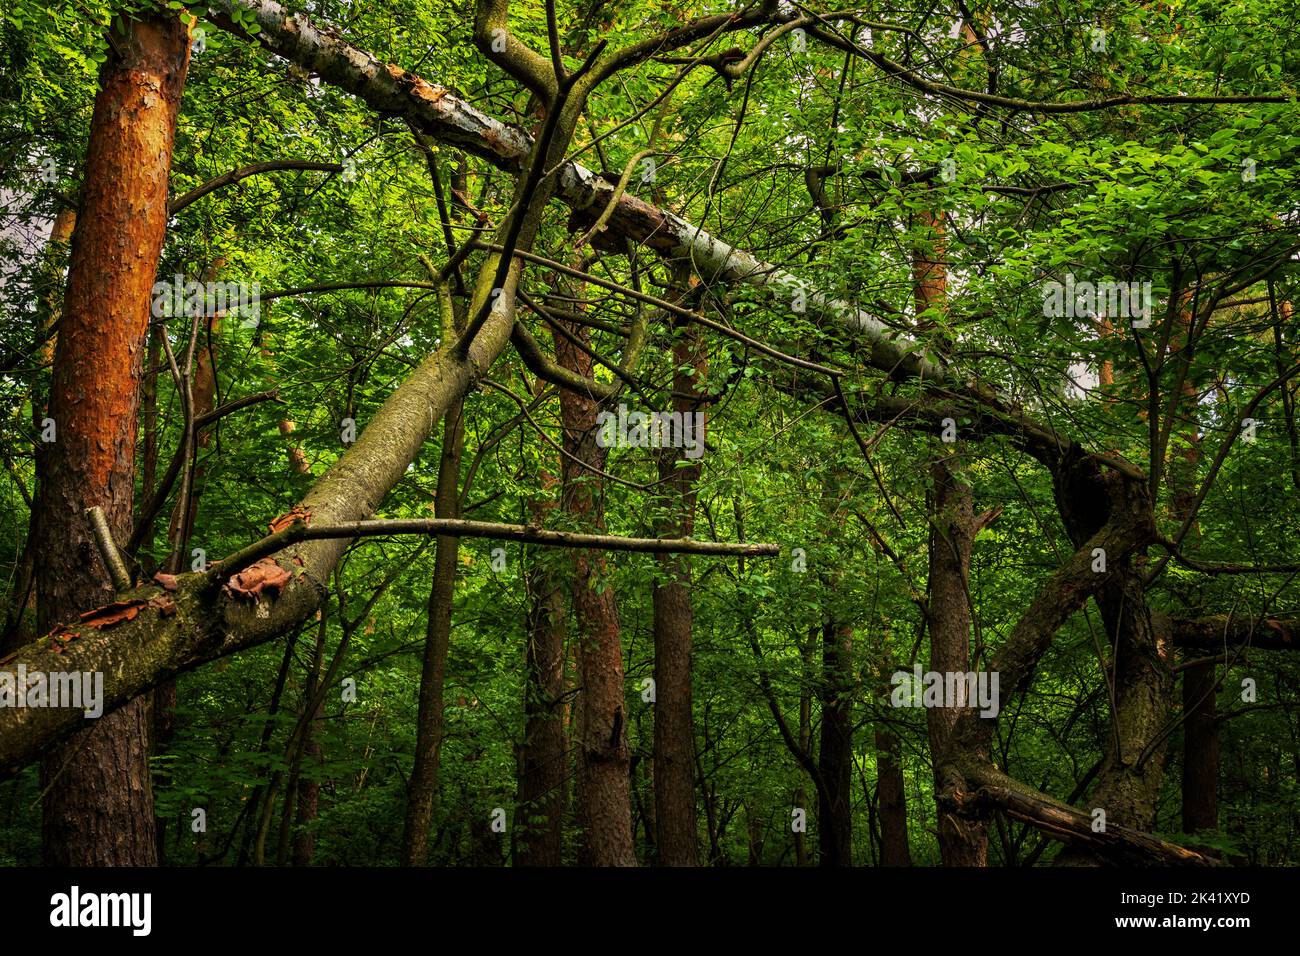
[0, 0, 1298, 870]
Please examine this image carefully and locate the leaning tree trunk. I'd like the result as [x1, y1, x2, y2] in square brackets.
[1054, 452, 1173, 866]
[35, 11, 190, 867]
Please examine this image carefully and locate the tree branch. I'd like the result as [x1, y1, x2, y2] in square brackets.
[213, 517, 779, 580]
[169, 159, 342, 214]
[1171, 615, 1299, 652]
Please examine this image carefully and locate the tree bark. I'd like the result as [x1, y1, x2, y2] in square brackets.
[1054, 459, 1173, 865]
[554, 308, 636, 867]
[874, 653, 912, 866]
[651, 311, 705, 867]
[1181, 661, 1219, 836]
[817, 618, 854, 866]
[914, 197, 987, 866]
[401, 400, 464, 865]
[874, 721, 911, 866]
[927, 454, 987, 866]
[292, 612, 327, 866]
[35, 11, 190, 867]
[513, 468, 569, 866]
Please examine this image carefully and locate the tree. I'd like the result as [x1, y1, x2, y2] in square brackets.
[32, 7, 190, 866]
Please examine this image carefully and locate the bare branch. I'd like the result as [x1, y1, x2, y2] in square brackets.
[212, 517, 780, 580]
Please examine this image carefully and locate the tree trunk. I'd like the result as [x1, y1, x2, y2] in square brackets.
[554, 309, 636, 867]
[874, 722, 911, 865]
[927, 454, 988, 866]
[817, 618, 854, 866]
[1076, 574, 1174, 836]
[913, 195, 987, 866]
[35, 11, 190, 867]
[1053, 457, 1173, 866]
[400, 400, 464, 865]
[513, 468, 568, 866]
[1166, 307, 1217, 841]
[292, 612, 327, 866]
[1181, 661, 1219, 836]
[794, 629, 814, 866]
[651, 313, 705, 866]
[874, 653, 912, 866]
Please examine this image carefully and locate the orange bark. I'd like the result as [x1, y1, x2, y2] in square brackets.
[35, 12, 191, 867]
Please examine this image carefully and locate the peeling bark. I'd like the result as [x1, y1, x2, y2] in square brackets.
[34, 11, 190, 867]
